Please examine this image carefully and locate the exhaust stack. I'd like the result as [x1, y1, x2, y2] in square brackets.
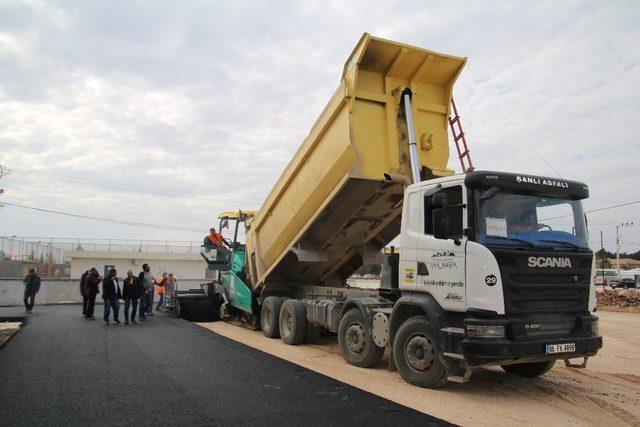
[402, 88, 421, 184]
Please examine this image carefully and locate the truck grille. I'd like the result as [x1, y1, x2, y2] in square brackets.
[508, 313, 577, 340]
[493, 250, 592, 317]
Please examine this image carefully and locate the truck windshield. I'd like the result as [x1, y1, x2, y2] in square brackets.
[475, 189, 589, 250]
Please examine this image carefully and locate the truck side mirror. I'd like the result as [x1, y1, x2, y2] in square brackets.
[479, 186, 500, 205]
[432, 192, 450, 239]
[432, 192, 449, 208]
[433, 208, 450, 239]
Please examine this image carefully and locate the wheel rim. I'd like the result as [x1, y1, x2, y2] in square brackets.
[263, 305, 272, 329]
[345, 323, 366, 353]
[282, 310, 292, 336]
[405, 333, 435, 372]
[220, 303, 227, 318]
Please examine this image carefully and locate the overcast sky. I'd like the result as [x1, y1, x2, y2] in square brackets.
[0, 0, 639, 252]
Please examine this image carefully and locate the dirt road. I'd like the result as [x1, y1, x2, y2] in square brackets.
[198, 310, 640, 426]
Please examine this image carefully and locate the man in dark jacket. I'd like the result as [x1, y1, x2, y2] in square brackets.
[84, 268, 102, 320]
[138, 263, 153, 321]
[122, 269, 142, 325]
[22, 268, 41, 313]
[79, 269, 89, 318]
[102, 268, 121, 325]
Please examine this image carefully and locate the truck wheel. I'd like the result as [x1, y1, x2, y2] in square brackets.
[393, 316, 448, 388]
[502, 360, 556, 378]
[261, 296, 285, 338]
[338, 308, 384, 368]
[279, 299, 307, 345]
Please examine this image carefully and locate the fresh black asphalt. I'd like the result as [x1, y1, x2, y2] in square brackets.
[0, 305, 452, 426]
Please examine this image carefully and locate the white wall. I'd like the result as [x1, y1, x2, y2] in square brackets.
[0, 278, 206, 306]
[66, 251, 207, 280]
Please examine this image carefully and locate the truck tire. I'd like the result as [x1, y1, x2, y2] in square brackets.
[279, 299, 307, 345]
[261, 296, 285, 338]
[502, 360, 556, 378]
[338, 308, 384, 368]
[393, 316, 448, 388]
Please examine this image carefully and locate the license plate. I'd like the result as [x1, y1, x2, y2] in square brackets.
[545, 343, 576, 354]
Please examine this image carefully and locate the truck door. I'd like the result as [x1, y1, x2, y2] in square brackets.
[415, 184, 467, 312]
[399, 190, 421, 291]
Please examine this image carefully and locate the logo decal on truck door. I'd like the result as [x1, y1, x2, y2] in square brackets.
[419, 279, 464, 288]
[404, 267, 416, 284]
[429, 259, 457, 270]
[432, 250, 455, 258]
[444, 292, 463, 301]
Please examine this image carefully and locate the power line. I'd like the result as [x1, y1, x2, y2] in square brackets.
[543, 200, 640, 220]
[4, 165, 263, 206]
[0, 201, 206, 232]
[585, 200, 640, 215]
[524, 144, 563, 178]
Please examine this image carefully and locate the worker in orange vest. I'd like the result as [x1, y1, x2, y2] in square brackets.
[155, 272, 168, 312]
[204, 227, 226, 248]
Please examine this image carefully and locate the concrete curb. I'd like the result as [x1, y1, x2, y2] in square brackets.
[0, 315, 27, 350]
[0, 302, 82, 308]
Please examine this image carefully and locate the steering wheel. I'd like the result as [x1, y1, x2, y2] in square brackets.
[537, 223, 552, 231]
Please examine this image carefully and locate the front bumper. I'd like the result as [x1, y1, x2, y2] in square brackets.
[459, 316, 603, 367]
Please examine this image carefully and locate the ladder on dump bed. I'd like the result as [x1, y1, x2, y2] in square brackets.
[449, 98, 474, 173]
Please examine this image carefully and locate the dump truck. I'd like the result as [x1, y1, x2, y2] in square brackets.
[190, 33, 602, 388]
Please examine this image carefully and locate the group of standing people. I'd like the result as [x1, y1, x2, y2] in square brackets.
[79, 263, 176, 325]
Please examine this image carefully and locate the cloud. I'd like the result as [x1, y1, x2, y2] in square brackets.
[0, 0, 639, 252]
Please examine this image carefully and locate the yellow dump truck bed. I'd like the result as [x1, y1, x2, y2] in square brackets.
[245, 33, 466, 293]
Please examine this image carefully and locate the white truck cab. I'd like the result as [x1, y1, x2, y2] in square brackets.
[385, 170, 601, 387]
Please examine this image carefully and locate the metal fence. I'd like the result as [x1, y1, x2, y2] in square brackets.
[0, 236, 205, 279]
[1, 236, 203, 259]
[0, 236, 66, 264]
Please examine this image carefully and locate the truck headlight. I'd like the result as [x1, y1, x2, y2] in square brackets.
[591, 319, 599, 335]
[466, 324, 505, 339]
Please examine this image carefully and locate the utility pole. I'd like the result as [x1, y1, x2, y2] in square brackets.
[616, 222, 633, 279]
[0, 165, 7, 199]
[600, 230, 605, 289]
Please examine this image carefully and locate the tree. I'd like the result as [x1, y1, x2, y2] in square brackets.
[597, 257, 611, 269]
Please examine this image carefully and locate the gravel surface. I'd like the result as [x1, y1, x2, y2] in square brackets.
[199, 311, 640, 426]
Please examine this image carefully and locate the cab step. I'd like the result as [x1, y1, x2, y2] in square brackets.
[564, 357, 589, 368]
[447, 368, 473, 384]
[443, 352, 465, 360]
[441, 327, 465, 335]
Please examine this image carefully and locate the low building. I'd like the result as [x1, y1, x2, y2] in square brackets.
[65, 250, 206, 280]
